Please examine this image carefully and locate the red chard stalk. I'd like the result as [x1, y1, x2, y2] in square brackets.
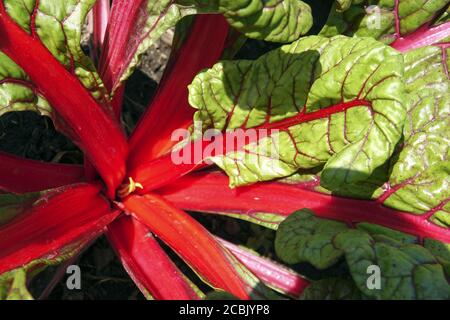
[0, 3, 128, 198]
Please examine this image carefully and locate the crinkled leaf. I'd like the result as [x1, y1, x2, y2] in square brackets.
[3, 0, 109, 105]
[300, 278, 362, 300]
[379, 45, 449, 224]
[276, 210, 450, 299]
[188, 0, 313, 42]
[336, 229, 450, 299]
[189, 35, 406, 190]
[274, 45, 450, 223]
[403, 45, 449, 94]
[274, 209, 347, 269]
[381, 91, 449, 220]
[102, 0, 312, 93]
[424, 239, 450, 276]
[320, 0, 450, 45]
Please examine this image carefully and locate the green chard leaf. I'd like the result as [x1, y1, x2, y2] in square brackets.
[320, 0, 450, 45]
[0, 268, 33, 300]
[271, 44, 450, 222]
[275, 210, 450, 299]
[189, 35, 406, 190]
[404, 44, 449, 94]
[379, 45, 449, 223]
[275, 44, 449, 202]
[187, 0, 313, 42]
[0, 52, 52, 118]
[270, 44, 450, 299]
[424, 239, 450, 276]
[0, 0, 109, 117]
[274, 209, 347, 269]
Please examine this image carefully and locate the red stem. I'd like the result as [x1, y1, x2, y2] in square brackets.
[0, 183, 119, 274]
[391, 22, 450, 52]
[217, 238, 310, 298]
[127, 14, 230, 167]
[120, 193, 250, 299]
[0, 4, 128, 198]
[0, 152, 85, 193]
[98, 0, 143, 119]
[130, 100, 371, 193]
[158, 171, 450, 243]
[107, 216, 201, 300]
[92, 0, 110, 62]
[86, 0, 115, 181]
[99, 0, 147, 93]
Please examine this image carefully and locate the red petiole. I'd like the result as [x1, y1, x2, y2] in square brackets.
[158, 171, 450, 244]
[0, 3, 128, 198]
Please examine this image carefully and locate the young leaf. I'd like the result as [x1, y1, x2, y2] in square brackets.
[320, 0, 450, 51]
[188, 35, 406, 190]
[275, 210, 450, 299]
[100, 0, 312, 93]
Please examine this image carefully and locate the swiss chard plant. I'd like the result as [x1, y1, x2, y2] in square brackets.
[0, 0, 449, 300]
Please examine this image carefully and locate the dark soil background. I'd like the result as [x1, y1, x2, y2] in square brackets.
[0, 1, 349, 300]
